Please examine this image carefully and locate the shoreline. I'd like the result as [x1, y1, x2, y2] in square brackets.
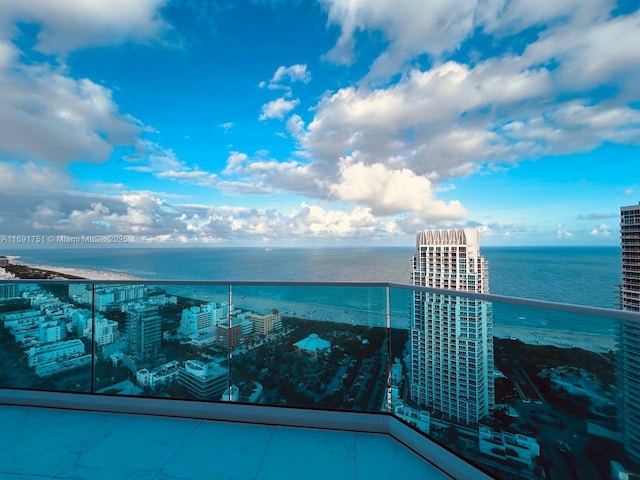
[3, 259, 140, 281]
[2, 261, 618, 353]
[167, 287, 617, 353]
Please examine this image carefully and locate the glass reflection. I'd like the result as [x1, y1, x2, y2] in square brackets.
[230, 284, 388, 411]
[0, 281, 92, 392]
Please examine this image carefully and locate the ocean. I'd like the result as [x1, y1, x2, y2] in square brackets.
[3, 246, 622, 335]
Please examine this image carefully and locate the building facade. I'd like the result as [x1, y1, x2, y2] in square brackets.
[250, 310, 283, 336]
[410, 228, 494, 424]
[178, 360, 229, 400]
[126, 304, 162, 363]
[620, 202, 640, 463]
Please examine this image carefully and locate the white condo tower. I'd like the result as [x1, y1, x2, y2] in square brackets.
[410, 228, 494, 424]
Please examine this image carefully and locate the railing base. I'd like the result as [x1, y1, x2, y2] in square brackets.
[0, 388, 493, 479]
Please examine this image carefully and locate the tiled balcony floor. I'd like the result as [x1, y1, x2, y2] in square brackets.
[0, 404, 451, 480]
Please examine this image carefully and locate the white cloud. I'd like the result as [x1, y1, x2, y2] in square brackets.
[0, 0, 170, 53]
[329, 157, 467, 221]
[0, 161, 72, 192]
[261, 64, 311, 90]
[556, 224, 573, 239]
[259, 97, 300, 120]
[124, 140, 218, 186]
[320, 0, 477, 78]
[0, 57, 142, 164]
[219, 122, 234, 131]
[590, 224, 611, 236]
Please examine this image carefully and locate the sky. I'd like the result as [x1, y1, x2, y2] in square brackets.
[0, 0, 639, 247]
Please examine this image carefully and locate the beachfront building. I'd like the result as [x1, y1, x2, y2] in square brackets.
[250, 310, 282, 336]
[178, 303, 228, 338]
[88, 285, 146, 311]
[215, 315, 253, 349]
[410, 228, 494, 424]
[620, 202, 640, 463]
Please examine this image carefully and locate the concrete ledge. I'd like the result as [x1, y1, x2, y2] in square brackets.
[0, 388, 493, 479]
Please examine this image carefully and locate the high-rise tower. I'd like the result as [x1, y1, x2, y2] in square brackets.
[410, 228, 494, 424]
[126, 304, 162, 364]
[620, 202, 640, 463]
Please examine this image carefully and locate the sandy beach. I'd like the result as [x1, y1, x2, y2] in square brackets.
[4, 262, 617, 354]
[8, 260, 140, 281]
[493, 325, 616, 353]
[165, 286, 616, 353]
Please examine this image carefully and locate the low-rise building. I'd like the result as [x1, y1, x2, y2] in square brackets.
[478, 425, 540, 467]
[136, 360, 181, 390]
[178, 360, 229, 400]
[27, 339, 85, 367]
[250, 310, 282, 336]
[294, 333, 331, 359]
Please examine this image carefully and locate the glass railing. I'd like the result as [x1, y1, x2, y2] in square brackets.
[1, 279, 639, 480]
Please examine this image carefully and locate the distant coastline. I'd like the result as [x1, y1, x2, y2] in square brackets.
[2, 258, 139, 281]
[0, 253, 620, 354]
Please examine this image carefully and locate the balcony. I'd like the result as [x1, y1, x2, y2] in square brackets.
[1, 280, 640, 479]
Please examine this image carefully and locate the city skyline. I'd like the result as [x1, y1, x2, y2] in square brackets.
[1, 1, 639, 247]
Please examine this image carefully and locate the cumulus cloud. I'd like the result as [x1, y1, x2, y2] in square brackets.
[590, 224, 611, 236]
[0, 55, 141, 164]
[556, 224, 573, 239]
[259, 97, 300, 120]
[219, 151, 320, 196]
[0, 0, 170, 53]
[329, 157, 467, 220]
[320, 0, 477, 78]
[261, 64, 311, 89]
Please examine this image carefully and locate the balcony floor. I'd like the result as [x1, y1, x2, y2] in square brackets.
[0, 404, 450, 480]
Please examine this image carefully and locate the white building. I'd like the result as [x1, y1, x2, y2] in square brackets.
[178, 303, 228, 338]
[27, 339, 85, 367]
[136, 360, 180, 390]
[410, 228, 494, 424]
[478, 426, 539, 466]
[95, 317, 119, 346]
[620, 202, 640, 464]
[39, 320, 65, 344]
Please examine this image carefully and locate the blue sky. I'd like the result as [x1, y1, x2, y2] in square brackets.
[0, 0, 639, 247]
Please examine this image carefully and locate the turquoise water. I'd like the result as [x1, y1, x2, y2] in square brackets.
[3, 246, 619, 306]
[3, 246, 621, 334]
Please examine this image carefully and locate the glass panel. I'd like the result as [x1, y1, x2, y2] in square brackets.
[491, 301, 618, 480]
[0, 280, 92, 392]
[391, 285, 629, 480]
[92, 282, 231, 401]
[230, 284, 388, 411]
